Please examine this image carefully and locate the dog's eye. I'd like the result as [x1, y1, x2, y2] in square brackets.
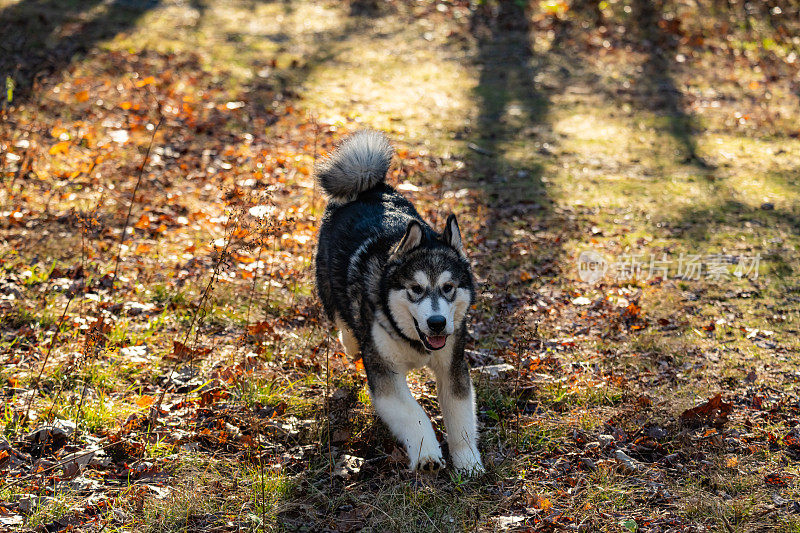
[408, 284, 424, 297]
[442, 283, 455, 296]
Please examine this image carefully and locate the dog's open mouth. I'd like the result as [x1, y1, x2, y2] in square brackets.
[414, 319, 448, 351]
[424, 335, 448, 350]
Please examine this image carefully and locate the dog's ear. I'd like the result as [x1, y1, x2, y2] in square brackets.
[443, 214, 463, 254]
[393, 220, 424, 256]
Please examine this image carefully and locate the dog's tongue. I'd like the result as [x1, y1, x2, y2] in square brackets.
[427, 336, 447, 349]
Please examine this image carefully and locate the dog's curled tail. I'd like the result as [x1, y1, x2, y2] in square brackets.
[315, 129, 393, 203]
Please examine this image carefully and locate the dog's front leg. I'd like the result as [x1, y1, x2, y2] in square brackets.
[363, 344, 444, 473]
[431, 345, 483, 476]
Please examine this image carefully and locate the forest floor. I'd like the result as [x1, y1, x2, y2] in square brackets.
[2, 0, 800, 531]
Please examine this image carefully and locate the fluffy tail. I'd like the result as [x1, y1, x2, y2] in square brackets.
[315, 129, 393, 203]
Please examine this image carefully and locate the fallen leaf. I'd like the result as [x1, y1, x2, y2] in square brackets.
[172, 341, 212, 360]
[134, 76, 156, 88]
[680, 393, 733, 428]
[765, 472, 793, 486]
[136, 395, 155, 408]
[49, 141, 70, 155]
[134, 214, 151, 229]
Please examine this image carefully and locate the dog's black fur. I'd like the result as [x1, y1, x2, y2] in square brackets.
[316, 183, 474, 386]
[313, 130, 482, 474]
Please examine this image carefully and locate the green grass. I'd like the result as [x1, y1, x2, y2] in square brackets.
[249, 467, 294, 531]
[3, 0, 800, 530]
[24, 490, 81, 531]
[139, 456, 262, 533]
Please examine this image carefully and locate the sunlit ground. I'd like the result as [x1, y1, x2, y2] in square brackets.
[2, 0, 800, 531]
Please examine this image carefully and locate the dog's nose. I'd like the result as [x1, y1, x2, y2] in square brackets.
[427, 315, 446, 333]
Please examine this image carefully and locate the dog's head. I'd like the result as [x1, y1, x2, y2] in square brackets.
[383, 215, 475, 351]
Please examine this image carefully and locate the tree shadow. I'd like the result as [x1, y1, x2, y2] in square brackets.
[347, 0, 394, 17]
[628, 0, 713, 169]
[462, 1, 575, 288]
[241, 0, 396, 111]
[0, 0, 167, 106]
[670, 177, 800, 243]
[468, 1, 546, 197]
[667, 188, 799, 291]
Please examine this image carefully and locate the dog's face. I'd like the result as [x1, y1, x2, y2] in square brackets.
[385, 215, 474, 351]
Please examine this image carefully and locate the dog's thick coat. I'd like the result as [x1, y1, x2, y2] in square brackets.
[315, 130, 483, 474]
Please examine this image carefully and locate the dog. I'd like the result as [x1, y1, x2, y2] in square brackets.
[314, 130, 483, 475]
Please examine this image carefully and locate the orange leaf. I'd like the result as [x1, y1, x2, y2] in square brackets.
[624, 302, 641, 318]
[533, 495, 552, 511]
[248, 321, 274, 335]
[232, 253, 256, 264]
[136, 395, 155, 408]
[49, 141, 70, 155]
[134, 76, 155, 88]
[765, 472, 793, 486]
[680, 393, 733, 428]
[134, 213, 151, 229]
[75, 90, 90, 103]
[172, 341, 211, 360]
[354, 358, 364, 372]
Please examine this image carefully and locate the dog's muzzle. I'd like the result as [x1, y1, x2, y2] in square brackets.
[413, 318, 448, 351]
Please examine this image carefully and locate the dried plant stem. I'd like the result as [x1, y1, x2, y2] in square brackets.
[257, 421, 267, 532]
[311, 116, 319, 212]
[143, 210, 240, 453]
[43, 198, 103, 424]
[325, 332, 332, 488]
[263, 234, 279, 314]
[112, 116, 162, 283]
[73, 212, 93, 441]
[74, 332, 100, 442]
[23, 293, 75, 424]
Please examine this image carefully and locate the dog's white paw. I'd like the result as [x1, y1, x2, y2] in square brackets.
[409, 438, 445, 473]
[411, 452, 445, 474]
[450, 447, 484, 476]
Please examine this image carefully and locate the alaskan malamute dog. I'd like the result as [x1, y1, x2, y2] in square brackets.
[314, 130, 483, 475]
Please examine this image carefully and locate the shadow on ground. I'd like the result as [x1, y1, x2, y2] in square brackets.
[463, 1, 565, 287]
[628, 0, 712, 169]
[0, 0, 171, 105]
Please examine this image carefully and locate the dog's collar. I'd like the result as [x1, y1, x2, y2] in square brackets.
[376, 308, 427, 354]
